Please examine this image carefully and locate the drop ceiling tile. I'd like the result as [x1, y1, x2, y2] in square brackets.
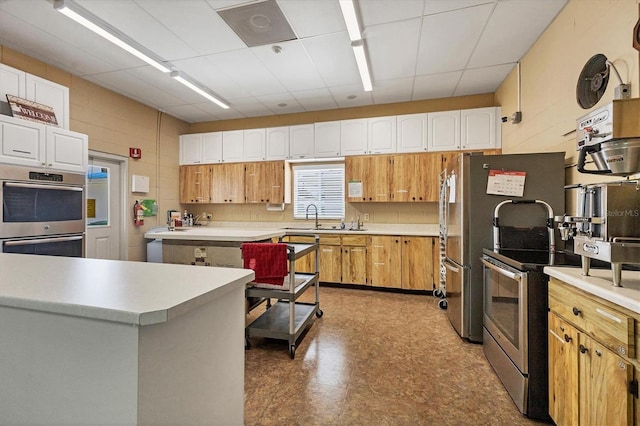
[423, 0, 496, 16]
[224, 97, 273, 117]
[291, 88, 339, 111]
[329, 84, 374, 108]
[135, 0, 246, 57]
[257, 93, 305, 114]
[371, 78, 414, 104]
[359, 0, 425, 26]
[161, 104, 221, 123]
[413, 71, 463, 99]
[74, 0, 199, 61]
[366, 18, 422, 81]
[172, 55, 248, 100]
[467, 0, 567, 68]
[301, 32, 360, 87]
[252, 40, 325, 92]
[453, 63, 515, 96]
[416, 3, 494, 75]
[278, 0, 345, 38]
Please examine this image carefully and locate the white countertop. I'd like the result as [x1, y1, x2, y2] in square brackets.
[544, 266, 640, 314]
[0, 253, 254, 325]
[144, 227, 286, 241]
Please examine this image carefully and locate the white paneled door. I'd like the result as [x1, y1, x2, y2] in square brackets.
[86, 152, 127, 260]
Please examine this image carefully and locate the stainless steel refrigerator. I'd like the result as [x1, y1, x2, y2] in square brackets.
[440, 152, 564, 342]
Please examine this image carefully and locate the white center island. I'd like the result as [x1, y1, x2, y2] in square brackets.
[0, 253, 254, 425]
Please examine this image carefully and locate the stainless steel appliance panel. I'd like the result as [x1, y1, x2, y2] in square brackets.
[443, 257, 465, 337]
[1, 234, 85, 257]
[442, 152, 565, 342]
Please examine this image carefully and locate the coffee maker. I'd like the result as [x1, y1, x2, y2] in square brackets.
[556, 55, 640, 286]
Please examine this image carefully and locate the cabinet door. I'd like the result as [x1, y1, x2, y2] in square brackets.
[222, 130, 244, 162]
[211, 163, 244, 203]
[180, 134, 203, 165]
[289, 124, 314, 159]
[0, 63, 26, 100]
[367, 155, 392, 202]
[266, 127, 289, 160]
[397, 113, 428, 153]
[345, 156, 367, 202]
[368, 236, 401, 288]
[319, 244, 341, 283]
[243, 128, 266, 162]
[25, 74, 69, 130]
[263, 161, 285, 203]
[391, 154, 423, 202]
[202, 132, 222, 163]
[314, 121, 341, 157]
[461, 107, 499, 151]
[419, 152, 445, 202]
[427, 110, 460, 151]
[179, 165, 211, 204]
[368, 116, 396, 154]
[342, 245, 367, 285]
[400, 237, 432, 290]
[46, 127, 88, 173]
[340, 118, 368, 156]
[0, 116, 46, 167]
[548, 312, 579, 426]
[579, 334, 634, 426]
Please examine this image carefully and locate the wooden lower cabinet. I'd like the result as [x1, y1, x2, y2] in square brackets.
[341, 235, 367, 285]
[368, 236, 435, 290]
[368, 236, 402, 288]
[400, 237, 434, 291]
[548, 278, 638, 426]
[318, 235, 341, 283]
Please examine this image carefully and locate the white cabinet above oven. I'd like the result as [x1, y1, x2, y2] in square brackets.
[0, 115, 87, 173]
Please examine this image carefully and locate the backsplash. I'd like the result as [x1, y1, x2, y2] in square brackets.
[187, 202, 439, 225]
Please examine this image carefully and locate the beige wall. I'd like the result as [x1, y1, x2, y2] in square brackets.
[495, 0, 640, 190]
[0, 45, 189, 261]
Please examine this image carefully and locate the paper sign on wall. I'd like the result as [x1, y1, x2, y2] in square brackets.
[348, 180, 363, 198]
[486, 170, 526, 197]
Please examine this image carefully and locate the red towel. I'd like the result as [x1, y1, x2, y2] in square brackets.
[241, 243, 288, 285]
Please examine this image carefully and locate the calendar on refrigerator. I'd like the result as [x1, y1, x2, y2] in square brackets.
[486, 170, 526, 197]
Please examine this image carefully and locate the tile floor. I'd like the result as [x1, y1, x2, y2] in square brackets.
[244, 286, 545, 425]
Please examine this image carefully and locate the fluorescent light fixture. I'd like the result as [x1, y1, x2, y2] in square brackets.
[171, 72, 230, 109]
[351, 40, 372, 92]
[339, 0, 362, 41]
[54, 0, 171, 73]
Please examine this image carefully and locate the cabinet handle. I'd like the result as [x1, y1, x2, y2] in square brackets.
[564, 334, 572, 343]
[560, 325, 565, 332]
[572, 307, 581, 316]
[595, 349, 602, 357]
[579, 344, 588, 354]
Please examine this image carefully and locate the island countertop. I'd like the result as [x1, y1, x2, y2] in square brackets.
[0, 253, 255, 325]
[544, 266, 640, 314]
[144, 227, 285, 241]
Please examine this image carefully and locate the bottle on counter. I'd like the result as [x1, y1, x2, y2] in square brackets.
[349, 217, 354, 230]
[340, 219, 346, 230]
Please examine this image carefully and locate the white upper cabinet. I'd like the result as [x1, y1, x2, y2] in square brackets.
[179, 134, 203, 165]
[266, 127, 289, 160]
[397, 113, 428, 153]
[0, 63, 26, 101]
[427, 110, 461, 152]
[202, 132, 223, 163]
[340, 118, 368, 156]
[0, 64, 70, 130]
[0, 115, 86, 173]
[243, 128, 266, 162]
[26, 74, 70, 131]
[288, 124, 314, 160]
[367, 116, 396, 154]
[314, 121, 341, 158]
[460, 107, 501, 150]
[45, 126, 88, 173]
[222, 130, 244, 163]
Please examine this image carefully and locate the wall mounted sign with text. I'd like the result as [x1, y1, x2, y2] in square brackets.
[6, 94, 59, 126]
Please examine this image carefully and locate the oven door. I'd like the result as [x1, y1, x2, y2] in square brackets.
[1, 234, 85, 257]
[1, 180, 85, 237]
[482, 255, 528, 373]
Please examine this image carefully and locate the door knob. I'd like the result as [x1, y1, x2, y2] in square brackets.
[572, 307, 581, 316]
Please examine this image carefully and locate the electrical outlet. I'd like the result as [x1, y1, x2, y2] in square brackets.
[364, 213, 370, 221]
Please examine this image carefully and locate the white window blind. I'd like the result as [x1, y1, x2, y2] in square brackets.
[293, 163, 345, 220]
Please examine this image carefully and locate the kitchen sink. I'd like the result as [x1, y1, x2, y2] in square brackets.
[282, 227, 315, 230]
[348, 228, 367, 232]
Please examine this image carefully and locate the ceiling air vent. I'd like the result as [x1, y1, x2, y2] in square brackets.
[218, 0, 297, 47]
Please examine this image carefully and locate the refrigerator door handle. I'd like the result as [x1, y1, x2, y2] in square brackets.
[443, 259, 460, 273]
[481, 258, 521, 282]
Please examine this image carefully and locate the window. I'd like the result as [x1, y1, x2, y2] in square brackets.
[293, 163, 345, 220]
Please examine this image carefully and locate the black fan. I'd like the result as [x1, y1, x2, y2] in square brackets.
[576, 54, 610, 109]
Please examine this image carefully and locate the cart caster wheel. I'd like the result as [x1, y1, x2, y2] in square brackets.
[433, 289, 443, 298]
[316, 309, 324, 318]
[438, 299, 448, 310]
[289, 345, 296, 359]
[245, 340, 251, 350]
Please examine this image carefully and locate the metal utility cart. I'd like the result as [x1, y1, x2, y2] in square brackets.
[245, 235, 322, 359]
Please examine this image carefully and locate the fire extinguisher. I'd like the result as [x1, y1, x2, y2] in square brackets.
[133, 200, 144, 226]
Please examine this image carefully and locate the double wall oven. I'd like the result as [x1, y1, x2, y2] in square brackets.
[1, 163, 85, 257]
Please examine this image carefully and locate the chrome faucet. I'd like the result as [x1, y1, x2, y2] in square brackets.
[306, 204, 319, 229]
[357, 215, 363, 230]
